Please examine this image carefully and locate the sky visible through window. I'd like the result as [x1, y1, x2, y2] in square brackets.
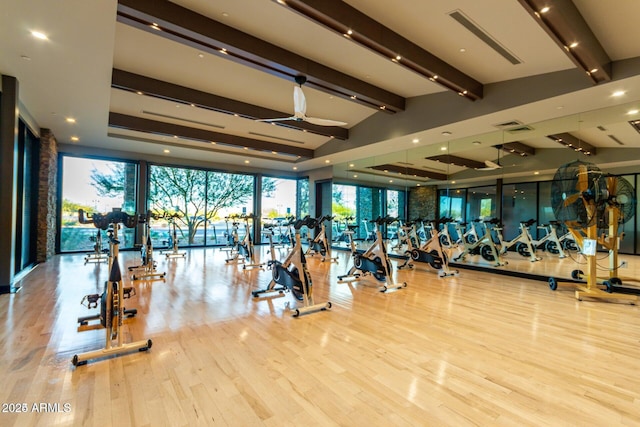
[62, 157, 124, 211]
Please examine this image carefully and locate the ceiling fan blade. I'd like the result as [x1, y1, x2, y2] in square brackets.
[293, 86, 306, 116]
[483, 159, 502, 169]
[256, 116, 296, 123]
[304, 116, 347, 126]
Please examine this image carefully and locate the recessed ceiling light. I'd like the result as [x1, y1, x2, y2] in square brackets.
[442, 131, 452, 136]
[219, 48, 228, 54]
[569, 42, 578, 48]
[163, 149, 170, 153]
[31, 30, 48, 40]
[350, 95, 357, 99]
[451, 180, 456, 184]
[627, 109, 639, 115]
[412, 138, 419, 144]
[347, 29, 353, 35]
[590, 68, 598, 73]
[70, 136, 79, 142]
[243, 147, 249, 150]
[244, 160, 250, 164]
[198, 53, 204, 58]
[349, 163, 355, 167]
[222, 12, 229, 17]
[210, 141, 216, 145]
[472, 140, 481, 145]
[353, 174, 358, 178]
[459, 48, 466, 53]
[380, 105, 386, 110]
[293, 166, 298, 170]
[540, 6, 550, 13]
[395, 55, 401, 61]
[440, 146, 447, 151]
[534, 171, 540, 175]
[612, 90, 626, 97]
[150, 23, 161, 31]
[325, 160, 330, 163]
[272, 151, 277, 154]
[389, 180, 393, 183]
[66, 117, 76, 123]
[136, 91, 143, 95]
[416, 184, 421, 187]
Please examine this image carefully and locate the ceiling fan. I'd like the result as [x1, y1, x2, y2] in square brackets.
[257, 76, 347, 127]
[476, 145, 504, 170]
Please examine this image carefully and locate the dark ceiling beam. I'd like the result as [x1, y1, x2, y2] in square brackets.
[500, 141, 536, 156]
[517, 0, 611, 84]
[108, 112, 314, 159]
[116, 0, 405, 113]
[369, 164, 447, 181]
[426, 154, 486, 170]
[546, 132, 596, 156]
[111, 69, 348, 140]
[279, 0, 483, 101]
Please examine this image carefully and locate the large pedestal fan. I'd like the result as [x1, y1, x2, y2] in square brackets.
[547, 160, 637, 303]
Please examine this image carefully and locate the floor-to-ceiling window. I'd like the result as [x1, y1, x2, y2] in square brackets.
[148, 165, 254, 248]
[59, 156, 137, 252]
[261, 176, 298, 242]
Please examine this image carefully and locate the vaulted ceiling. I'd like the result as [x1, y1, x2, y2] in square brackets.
[2, 0, 640, 187]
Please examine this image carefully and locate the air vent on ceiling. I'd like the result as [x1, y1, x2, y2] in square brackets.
[597, 125, 607, 131]
[449, 10, 521, 65]
[608, 134, 625, 145]
[397, 161, 414, 166]
[142, 110, 225, 129]
[494, 120, 523, 128]
[507, 125, 534, 133]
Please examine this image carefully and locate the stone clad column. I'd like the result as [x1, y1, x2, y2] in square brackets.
[37, 129, 58, 262]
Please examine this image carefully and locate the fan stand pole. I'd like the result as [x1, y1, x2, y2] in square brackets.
[574, 209, 636, 303]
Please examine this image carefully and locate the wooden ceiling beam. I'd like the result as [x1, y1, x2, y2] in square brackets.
[426, 154, 486, 170]
[370, 164, 448, 181]
[280, 0, 483, 101]
[517, 0, 611, 83]
[108, 112, 314, 159]
[116, 0, 405, 113]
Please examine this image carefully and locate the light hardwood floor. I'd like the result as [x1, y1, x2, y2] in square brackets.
[1, 245, 640, 426]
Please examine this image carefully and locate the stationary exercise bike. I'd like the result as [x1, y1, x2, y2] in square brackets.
[161, 212, 186, 258]
[333, 216, 358, 246]
[225, 214, 264, 270]
[452, 218, 505, 266]
[437, 217, 458, 249]
[338, 216, 407, 292]
[306, 214, 338, 263]
[83, 226, 109, 264]
[73, 208, 152, 366]
[398, 218, 458, 277]
[128, 210, 166, 281]
[492, 218, 540, 262]
[226, 213, 264, 270]
[530, 220, 567, 258]
[252, 216, 332, 317]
